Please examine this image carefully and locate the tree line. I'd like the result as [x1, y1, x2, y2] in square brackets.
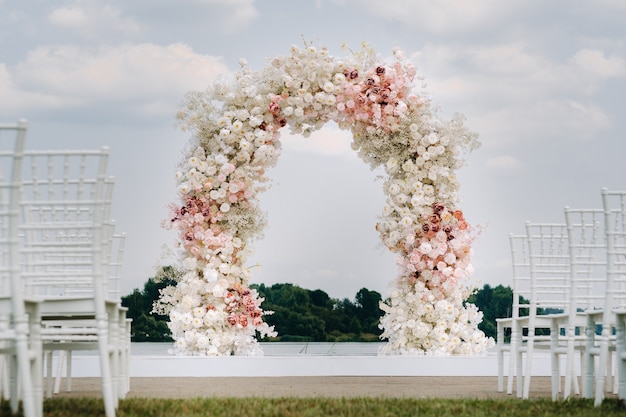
[121, 277, 519, 343]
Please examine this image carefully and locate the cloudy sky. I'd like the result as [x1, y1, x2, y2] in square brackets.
[2, 0, 625, 301]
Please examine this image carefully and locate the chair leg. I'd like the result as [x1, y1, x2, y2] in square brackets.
[45, 350, 53, 398]
[53, 351, 64, 394]
[619, 349, 626, 398]
[507, 326, 519, 395]
[66, 351, 72, 392]
[15, 334, 39, 417]
[506, 347, 516, 395]
[611, 352, 619, 395]
[572, 353, 580, 395]
[497, 345, 504, 392]
[516, 347, 524, 397]
[523, 338, 535, 399]
[583, 323, 596, 399]
[580, 350, 587, 395]
[31, 349, 44, 417]
[97, 320, 116, 417]
[0, 355, 8, 399]
[595, 339, 610, 406]
[606, 350, 614, 393]
[9, 353, 18, 414]
[551, 346, 561, 399]
[562, 339, 575, 399]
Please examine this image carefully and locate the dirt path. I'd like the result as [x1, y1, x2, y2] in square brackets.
[51, 376, 568, 400]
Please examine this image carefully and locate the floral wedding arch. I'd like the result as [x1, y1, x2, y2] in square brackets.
[156, 42, 494, 356]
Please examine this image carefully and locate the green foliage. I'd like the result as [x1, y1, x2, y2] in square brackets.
[467, 284, 513, 341]
[123, 276, 520, 344]
[252, 283, 383, 342]
[468, 284, 551, 342]
[4, 397, 624, 417]
[121, 277, 175, 342]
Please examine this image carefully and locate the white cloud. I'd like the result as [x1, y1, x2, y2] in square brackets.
[571, 49, 626, 78]
[417, 42, 626, 106]
[281, 126, 354, 158]
[591, 0, 626, 10]
[2, 43, 229, 117]
[317, 269, 340, 279]
[472, 99, 611, 147]
[48, 0, 143, 37]
[486, 155, 524, 174]
[0, 64, 73, 114]
[340, 0, 523, 34]
[186, 0, 258, 32]
[409, 43, 618, 146]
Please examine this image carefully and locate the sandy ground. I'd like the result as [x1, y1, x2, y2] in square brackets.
[50, 376, 574, 400]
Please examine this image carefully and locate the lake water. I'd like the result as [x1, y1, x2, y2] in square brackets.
[131, 342, 385, 356]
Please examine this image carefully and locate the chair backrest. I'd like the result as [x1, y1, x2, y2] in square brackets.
[564, 207, 607, 314]
[524, 222, 570, 317]
[0, 120, 27, 316]
[18, 148, 112, 307]
[509, 233, 531, 320]
[106, 231, 126, 301]
[601, 188, 626, 315]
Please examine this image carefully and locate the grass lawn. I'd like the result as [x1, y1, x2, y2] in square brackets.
[2, 397, 626, 417]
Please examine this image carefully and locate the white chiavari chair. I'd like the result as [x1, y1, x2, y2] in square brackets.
[583, 189, 626, 406]
[51, 230, 130, 398]
[496, 233, 530, 397]
[18, 148, 120, 417]
[0, 120, 43, 417]
[518, 222, 571, 399]
[548, 207, 606, 399]
[109, 232, 131, 397]
[614, 308, 626, 400]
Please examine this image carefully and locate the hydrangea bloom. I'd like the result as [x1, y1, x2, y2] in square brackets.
[156, 42, 494, 356]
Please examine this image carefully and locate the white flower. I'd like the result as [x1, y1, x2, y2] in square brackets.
[205, 165, 217, 176]
[444, 253, 456, 265]
[196, 335, 209, 348]
[181, 313, 193, 325]
[211, 278, 229, 298]
[169, 310, 181, 323]
[387, 183, 400, 195]
[178, 183, 191, 194]
[232, 120, 243, 132]
[323, 81, 334, 93]
[182, 257, 197, 271]
[249, 116, 262, 127]
[181, 296, 198, 309]
[204, 267, 219, 282]
[175, 338, 187, 350]
[218, 263, 231, 275]
[418, 242, 432, 254]
[395, 193, 408, 204]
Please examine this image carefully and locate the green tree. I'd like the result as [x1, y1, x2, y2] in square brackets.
[124, 278, 518, 344]
[252, 283, 383, 342]
[121, 277, 174, 342]
[354, 288, 383, 335]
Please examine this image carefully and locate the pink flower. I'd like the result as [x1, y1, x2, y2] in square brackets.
[344, 68, 358, 80]
[269, 101, 281, 116]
